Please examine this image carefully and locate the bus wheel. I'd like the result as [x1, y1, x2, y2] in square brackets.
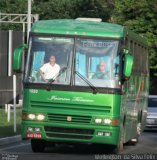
[130, 122, 141, 145]
[31, 139, 45, 152]
[130, 135, 139, 145]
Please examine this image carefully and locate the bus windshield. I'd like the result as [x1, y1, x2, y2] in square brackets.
[25, 35, 120, 88]
[75, 38, 120, 88]
[25, 36, 74, 85]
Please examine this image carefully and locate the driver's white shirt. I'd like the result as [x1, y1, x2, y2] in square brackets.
[40, 63, 60, 80]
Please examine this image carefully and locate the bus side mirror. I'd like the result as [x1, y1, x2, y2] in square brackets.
[13, 44, 27, 72]
[123, 54, 133, 79]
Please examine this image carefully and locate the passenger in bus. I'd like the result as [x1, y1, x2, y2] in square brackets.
[92, 61, 109, 79]
[39, 55, 60, 82]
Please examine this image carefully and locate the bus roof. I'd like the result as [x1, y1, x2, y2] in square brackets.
[31, 19, 147, 46]
[31, 19, 124, 38]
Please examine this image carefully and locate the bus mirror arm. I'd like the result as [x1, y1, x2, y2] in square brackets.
[115, 63, 119, 75]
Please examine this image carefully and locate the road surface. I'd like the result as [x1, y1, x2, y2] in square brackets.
[0, 130, 157, 160]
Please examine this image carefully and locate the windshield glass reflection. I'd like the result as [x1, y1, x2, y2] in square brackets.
[75, 38, 120, 88]
[25, 36, 120, 89]
[25, 36, 74, 85]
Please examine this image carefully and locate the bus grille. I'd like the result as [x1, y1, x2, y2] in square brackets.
[47, 113, 92, 124]
[30, 101, 111, 113]
[44, 126, 94, 140]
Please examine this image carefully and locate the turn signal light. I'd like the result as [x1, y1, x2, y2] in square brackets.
[112, 119, 119, 126]
[22, 113, 27, 119]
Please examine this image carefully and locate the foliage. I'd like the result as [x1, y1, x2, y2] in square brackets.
[0, 0, 113, 30]
[0, 108, 22, 138]
[112, 0, 157, 94]
[0, 0, 27, 30]
[32, 0, 113, 21]
[1, 0, 157, 93]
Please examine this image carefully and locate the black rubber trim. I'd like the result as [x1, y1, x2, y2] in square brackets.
[24, 83, 122, 94]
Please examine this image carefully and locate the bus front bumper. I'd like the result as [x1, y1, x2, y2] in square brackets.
[21, 121, 120, 145]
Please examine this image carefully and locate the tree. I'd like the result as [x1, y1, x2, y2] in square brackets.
[112, 0, 157, 94]
[0, 0, 114, 30]
[1, 0, 157, 93]
[32, 0, 113, 21]
[71, 0, 113, 21]
[0, 0, 27, 30]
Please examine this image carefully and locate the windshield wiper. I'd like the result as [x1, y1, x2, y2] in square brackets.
[46, 67, 67, 91]
[75, 71, 98, 94]
[48, 66, 67, 84]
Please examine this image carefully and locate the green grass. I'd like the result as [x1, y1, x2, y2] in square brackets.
[0, 108, 22, 138]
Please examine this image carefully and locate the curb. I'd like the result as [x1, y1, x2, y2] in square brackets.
[0, 135, 21, 146]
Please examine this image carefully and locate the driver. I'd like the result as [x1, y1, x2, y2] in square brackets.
[39, 55, 60, 82]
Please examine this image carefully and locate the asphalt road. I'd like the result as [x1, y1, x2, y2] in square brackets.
[0, 130, 157, 160]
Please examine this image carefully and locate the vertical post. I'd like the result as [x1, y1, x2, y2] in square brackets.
[23, 23, 25, 43]
[7, 105, 11, 122]
[5, 104, 8, 113]
[27, 0, 32, 42]
[8, 30, 13, 77]
[13, 74, 17, 132]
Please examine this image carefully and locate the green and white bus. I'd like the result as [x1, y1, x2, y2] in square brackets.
[13, 19, 149, 153]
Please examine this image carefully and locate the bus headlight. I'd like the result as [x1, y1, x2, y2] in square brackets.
[103, 118, 112, 124]
[94, 118, 116, 125]
[36, 114, 45, 121]
[26, 113, 46, 121]
[95, 118, 102, 124]
[28, 114, 36, 120]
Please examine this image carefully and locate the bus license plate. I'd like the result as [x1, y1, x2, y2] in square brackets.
[27, 132, 42, 139]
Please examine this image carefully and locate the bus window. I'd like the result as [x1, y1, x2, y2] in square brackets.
[75, 38, 120, 88]
[25, 36, 74, 84]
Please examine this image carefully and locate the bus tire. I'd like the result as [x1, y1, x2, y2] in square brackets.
[130, 122, 141, 145]
[31, 139, 45, 152]
[130, 134, 139, 145]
